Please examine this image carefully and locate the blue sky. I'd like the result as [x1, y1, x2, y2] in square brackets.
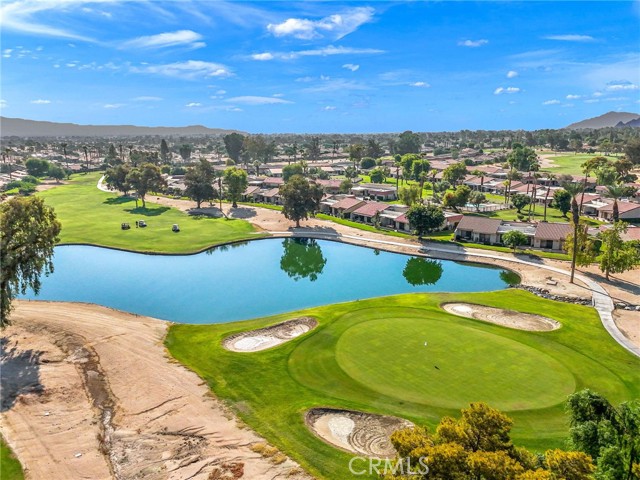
[1, 1, 639, 133]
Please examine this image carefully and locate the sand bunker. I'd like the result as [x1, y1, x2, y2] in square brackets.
[442, 303, 560, 331]
[305, 408, 413, 458]
[223, 317, 318, 352]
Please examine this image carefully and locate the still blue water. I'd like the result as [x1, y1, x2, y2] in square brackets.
[21, 238, 517, 324]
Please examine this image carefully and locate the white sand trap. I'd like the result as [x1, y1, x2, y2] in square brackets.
[305, 408, 413, 458]
[223, 317, 317, 352]
[442, 303, 561, 331]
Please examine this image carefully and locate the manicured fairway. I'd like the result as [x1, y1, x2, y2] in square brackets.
[166, 290, 640, 480]
[38, 173, 263, 253]
[541, 153, 619, 175]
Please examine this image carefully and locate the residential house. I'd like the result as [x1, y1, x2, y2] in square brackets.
[350, 202, 389, 224]
[533, 222, 572, 250]
[454, 217, 502, 244]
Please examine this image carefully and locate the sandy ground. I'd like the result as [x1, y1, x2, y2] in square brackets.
[442, 303, 561, 331]
[1, 301, 310, 480]
[305, 409, 413, 458]
[223, 318, 317, 353]
[35, 179, 67, 192]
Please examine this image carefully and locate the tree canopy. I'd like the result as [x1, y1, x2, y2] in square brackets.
[223, 166, 248, 208]
[223, 133, 245, 162]
[125, 163, 165, 208]
[279, 175, 323, 227]
[1, 196, 61, 326]
[406, 204, 445, 237]
[184, 159, 215, 208]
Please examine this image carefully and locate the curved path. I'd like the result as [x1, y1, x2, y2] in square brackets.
[269, 228, 640, 359]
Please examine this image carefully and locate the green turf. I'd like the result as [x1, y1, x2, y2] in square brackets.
[541, 153, 620, 175]
[38, 173, 264, 254]
[0, 436, 24, 480]
[165, 289, 640, 480]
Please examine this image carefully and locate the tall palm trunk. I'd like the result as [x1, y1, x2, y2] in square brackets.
[570, 198, 580, 283]
[543, 188, 551, 222]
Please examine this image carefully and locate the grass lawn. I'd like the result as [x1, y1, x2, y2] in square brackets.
[166, 289, 640, 479]
[1, 437, 24, 480]
[541, 153, 619, 175]
[38, 173, 264, 254]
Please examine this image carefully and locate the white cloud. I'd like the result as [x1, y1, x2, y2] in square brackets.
[225, 96, 293, 105]
[323, 106, 336, 111]
[458, 39, 488, 47]
[542, 99, 561, 105]
[593, 91, 603, 97]
[566, 94, 581, 100]
[605, 80, 639, 91]
[409, 81, 430, 87]
[133, 96, 162, 101]
[3, 49, 13, 58]
[249, 45, 384, 61]
[251, 52, 274, 61]
[494, 86, 521, 95]
[216, 90, 226, 95]
[0, 0, 105, 41]
[584, 98, 600, 103]
[103, 103, 124, 109]
[272, 93, 284, 97]
[121, 30, 205, 50]
[343, 63, 360, 72]
[302, 78, 369, 93]
[185, 102, 201, 107]
[544, 34, 595, 42]
[131, 60, 232, 79]
[267, 7, 374, 40]
[506, 70, 518, 78]
[0, 99, 7, 109]
[30, 99, 51, 104]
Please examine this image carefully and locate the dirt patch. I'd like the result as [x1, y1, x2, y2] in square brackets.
[442, 303, 561, 331]
[614, 310, 640, 349]
[1, 301, 310, 480]
[305, 408, 413, 458]
[223, 317, 318, 353]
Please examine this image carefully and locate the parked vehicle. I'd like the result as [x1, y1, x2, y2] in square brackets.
[138, 220, 147, 227]
[121, 223, 130, 230]
[172, 224, 180, 232]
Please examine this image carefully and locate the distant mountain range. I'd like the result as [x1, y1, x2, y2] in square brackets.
[0, 117, 244, 138]
[565, 111, 640, 129]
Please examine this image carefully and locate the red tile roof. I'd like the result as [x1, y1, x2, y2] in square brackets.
[352, 202, 389, 217]
[534, 222, 572, 241]
[455, 216, 502, 234]
[597, 201, 640, 213]
[332, 197, 365, 210]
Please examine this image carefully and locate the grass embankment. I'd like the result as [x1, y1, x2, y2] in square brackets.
[39, 173, 264, 254]
[1, 437, 24, 480]
[166, 289, 640, 479]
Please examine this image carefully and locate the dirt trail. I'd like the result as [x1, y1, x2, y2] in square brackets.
[1, 301, 310, 480]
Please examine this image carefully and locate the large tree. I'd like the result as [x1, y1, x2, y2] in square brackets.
[104, 164, 132, 195]
[599, 222, 640, 280]
[279, 175, 323, 227]
[1, 196, 61, 326]
[223, 133, 245, 162]
[396, 130, 422, 155]
[511, 193, 532, 213]
[566, 389, 640, 479]
[126, 163, 166, 208]
[406, 204, 445, 237]
[160, 139, 170, 163]
[553, 189, 572, 217]
[442, 162, 468, 186]
[443, 185, 472, 212]
[387, 402, 595, 480]
[562, 182, 584, 283]
[502, 230, 528, 251]
[283, 163, 304, 182]
[223, 166, 248, 208]
[624, 138, 640, 165]
[184, 159, 215, 208]
[25, 157, 50, 177]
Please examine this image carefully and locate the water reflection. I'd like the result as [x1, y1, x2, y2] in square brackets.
[402, 257, 444, 286]
[280, 238, 327, 282]
[499, 270, 521, 286]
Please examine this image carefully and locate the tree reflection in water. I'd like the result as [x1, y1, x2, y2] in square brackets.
[402, 257, 444, 286]
[280, 238, 327, 282]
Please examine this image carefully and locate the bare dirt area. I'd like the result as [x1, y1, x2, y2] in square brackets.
[35, 179, 66, 192]
[223, 317, 317, 353]
[614, 310, 640, 349]
[1, 301, 310, 480]
[442, 303, 561, 331]
[305, 408, 412, 458]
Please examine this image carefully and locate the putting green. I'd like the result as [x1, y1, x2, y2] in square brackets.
[335, 317, 575, 410]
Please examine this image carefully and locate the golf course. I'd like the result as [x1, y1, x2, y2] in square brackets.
[37, 173, 262, 253]
[166, 289, 640, 480]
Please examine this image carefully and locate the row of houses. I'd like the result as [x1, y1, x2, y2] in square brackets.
[454, 216, 572, 251]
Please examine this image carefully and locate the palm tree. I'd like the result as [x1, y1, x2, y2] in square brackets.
[60, 143, 69, 169]
[542, 173, 556, 222]
[604, 183, 626, 223]
[562, 182, 584, 283]
[471, 169, 485, 192]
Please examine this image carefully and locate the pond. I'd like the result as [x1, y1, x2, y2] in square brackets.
[21, 238, 519, 324]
